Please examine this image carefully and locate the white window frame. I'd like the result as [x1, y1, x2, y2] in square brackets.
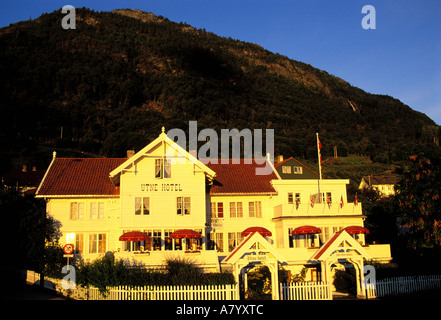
[249, 201, 262, 218]
[211, 202, 224, 218]
[293, 166, 303, 174]
[89, 233, 106, 253]
[155, 158, 171, 179]
[177, 196, 191, 215]
[229, 202, 243, 218]
[70, 202, 85, 220]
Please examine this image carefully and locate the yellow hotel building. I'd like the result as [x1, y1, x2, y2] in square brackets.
[36, 128, 391, 298]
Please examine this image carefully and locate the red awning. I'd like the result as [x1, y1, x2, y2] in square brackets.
[119, 231, 151, 242]
[241, 227, 272, 237]
[292, 225, 322, 235]
[344, 226, 370, 235]
[169, 229, 202, 239]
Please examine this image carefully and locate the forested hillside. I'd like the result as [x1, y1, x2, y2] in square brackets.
[0, 8, 439, 172]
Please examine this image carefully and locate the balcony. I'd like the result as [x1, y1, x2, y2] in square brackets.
[364, 244, 392, 262]
[273, 202, 363, 219]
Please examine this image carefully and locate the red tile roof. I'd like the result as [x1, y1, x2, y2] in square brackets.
[36, 157, 278, 197]
[206, 159, 278, 195]
[36, 158, 126, 196]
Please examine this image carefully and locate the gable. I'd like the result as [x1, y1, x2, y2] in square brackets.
[275, 157, 319, 179]
[360, 175, 400, 187]
[109, 129, 216, 185]
[223, 232, 287, 264]
[310, 230, 372, 261]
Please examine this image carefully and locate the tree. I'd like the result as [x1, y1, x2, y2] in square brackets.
[0, 189, 61, 273]
[394, 153, 441, 249]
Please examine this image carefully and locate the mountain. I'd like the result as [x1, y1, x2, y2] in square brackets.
[0, 8, 439, 172]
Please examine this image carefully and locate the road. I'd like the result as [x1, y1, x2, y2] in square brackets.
[1, 283, 66, 300]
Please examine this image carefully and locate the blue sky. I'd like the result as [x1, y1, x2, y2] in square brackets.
[1, 0, 440, 124]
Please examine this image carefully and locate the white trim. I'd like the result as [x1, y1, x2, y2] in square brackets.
[35, 153, 57, 196]
[109, 131, 216, 182]
[310, 229, 372, 261]
[222, 231, 287, 265]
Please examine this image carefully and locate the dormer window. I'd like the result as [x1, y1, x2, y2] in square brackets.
[282, 166, 291, 174]
[155, 158, 171, 178]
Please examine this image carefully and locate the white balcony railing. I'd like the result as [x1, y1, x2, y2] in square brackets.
[273, 202, 362, 218]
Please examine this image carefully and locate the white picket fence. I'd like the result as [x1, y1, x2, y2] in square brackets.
[85, 284, 237, 300]
[26, 270, 237, 300]
[280, 281, 333, 300]
[365, 275, 441, 299]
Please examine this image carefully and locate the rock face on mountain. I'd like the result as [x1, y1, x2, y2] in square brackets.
[0, 8, 438, 166]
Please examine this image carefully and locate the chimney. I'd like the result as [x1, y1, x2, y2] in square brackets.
[127, 150, 135, 159]
[22, 165, 27, 172]
[276, 155, 284, 164]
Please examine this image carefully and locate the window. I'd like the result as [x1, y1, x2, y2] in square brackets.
[282, 166, 291, 174]
[293, 166, 303, 174]
[146, 229, 161, 251]
[155, 158, 171, 178]
[211, 202, 224, 218]
[326, 192, 332, 204]
[89, 233, 106, 253]
[177, 197, 191, 215]
[310, 193, 321, 204]
[292, 234, 315, 248]
[321, 227, 330, 243]
[122, 230, 143, 251]
[164, 229, 173, 250]
[295, 193, 301, 204]
[207, 233, 216, 250]
[228, 232, 243, 252]
[288, 193, 301, 204]
[66, 233, 84, 253]
[173, 234, 183, 251]
[70, 202, 84, 220]
[249, 201, 262, 218]
[215, 233, 224, 252]
[187, 229, 202, 251]
[76, 234, 84, 254]
[90, 202, 104, 219]
[135, 197, 150, 215]
[229, 202, 243, 218]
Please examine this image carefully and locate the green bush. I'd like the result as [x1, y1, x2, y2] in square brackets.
[75, 254, 235, 295]
[333, 269, 356, 295]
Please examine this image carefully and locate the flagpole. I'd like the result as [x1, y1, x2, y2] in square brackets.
[316, 133, 322, 204]
[316, 133, 322, 180]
